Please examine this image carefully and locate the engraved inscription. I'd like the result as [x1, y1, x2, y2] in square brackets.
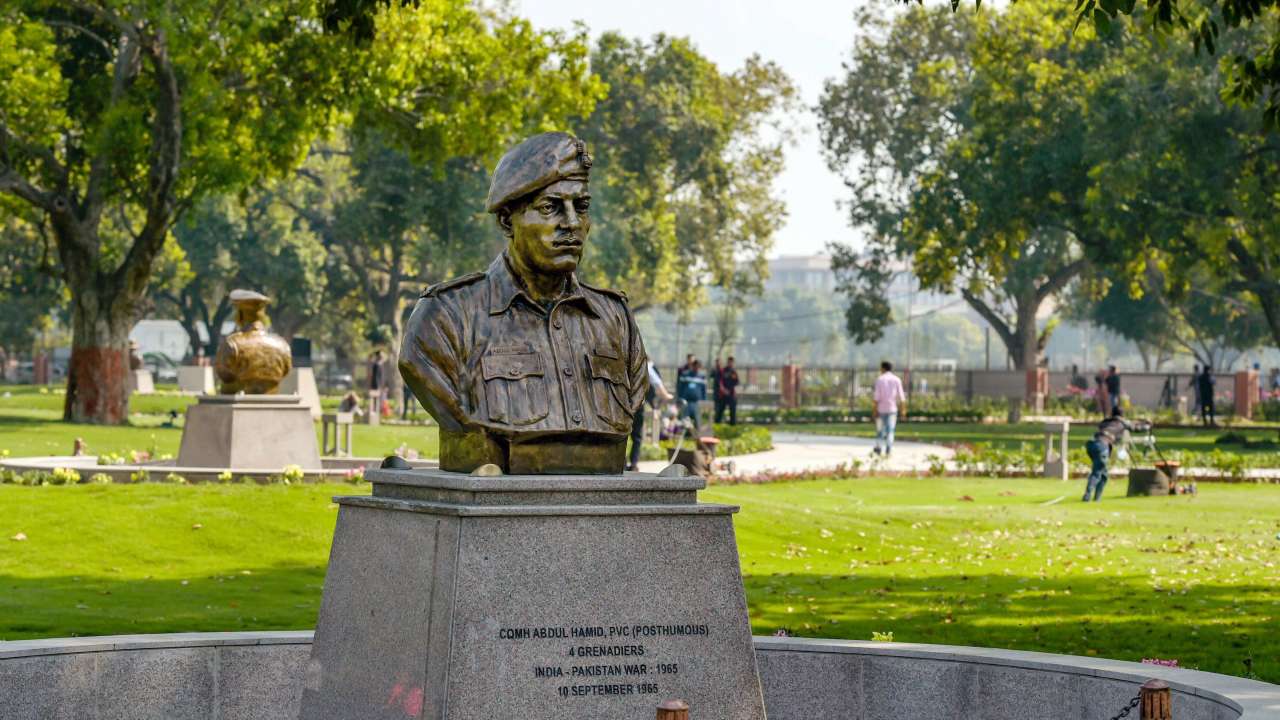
[498, 621, 709, 700]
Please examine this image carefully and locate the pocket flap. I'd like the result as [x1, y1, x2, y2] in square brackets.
[588, 350, 627, 385]
[482, 352, 544, 380]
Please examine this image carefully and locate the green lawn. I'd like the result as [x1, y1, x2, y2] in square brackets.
[774, 421, 1280, 455]
[0, 385, 438, 459]
[1, 477, 1276, 682]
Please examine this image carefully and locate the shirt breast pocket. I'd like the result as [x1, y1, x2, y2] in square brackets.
[587, 347, 632, 431]
[481, 352, 549, 426]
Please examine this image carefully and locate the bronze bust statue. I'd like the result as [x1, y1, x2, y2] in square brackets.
[400, 132, 648, 474]
[214, 289, 293, 394]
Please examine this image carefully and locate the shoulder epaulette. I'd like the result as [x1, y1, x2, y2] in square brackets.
[421, 271, 485, 298]
[579, 281, 628, 303]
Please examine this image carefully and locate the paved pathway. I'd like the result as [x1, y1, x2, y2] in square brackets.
[636, 431, 954, 476]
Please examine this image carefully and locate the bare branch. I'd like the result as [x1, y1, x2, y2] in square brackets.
[0, 121, 69, 188]
[1034, 256, 1088, 305]
[113, 28, 182, 302]
[85, 26, 142, 220]
[0, 167, 55, 212]
[44, 19, 113, 55]
[60, 1, 136, 37]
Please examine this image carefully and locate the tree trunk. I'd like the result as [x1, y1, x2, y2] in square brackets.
[63, 294, 133, 424]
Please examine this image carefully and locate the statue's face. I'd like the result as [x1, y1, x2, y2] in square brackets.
[505, 179, 591, 275]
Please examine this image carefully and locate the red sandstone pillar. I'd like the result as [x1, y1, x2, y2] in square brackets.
[1235, 370, 1258, 419]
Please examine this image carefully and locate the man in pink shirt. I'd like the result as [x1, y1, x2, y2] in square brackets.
[873, 360, 907, 456]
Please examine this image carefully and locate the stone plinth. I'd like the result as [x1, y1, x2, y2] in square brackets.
[128, 369, 155, 394]
[177, 395, 321, 470]
[300, 469, 766, 720]
[178, 366, 216, 395]
[280, 368, 322, 418]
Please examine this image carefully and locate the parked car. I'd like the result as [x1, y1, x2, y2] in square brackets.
[144, 352, 180, 382]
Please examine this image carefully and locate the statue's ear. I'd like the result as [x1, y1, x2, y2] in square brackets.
[496, 208, 514, 238]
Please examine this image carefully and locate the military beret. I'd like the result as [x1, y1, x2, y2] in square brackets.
[485, 131, 592, 213]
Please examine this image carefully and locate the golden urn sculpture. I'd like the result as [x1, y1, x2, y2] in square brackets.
[214, 289, 292, 394]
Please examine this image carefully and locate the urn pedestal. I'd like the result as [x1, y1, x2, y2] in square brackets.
[299, 469, 767, 720]
[176, 394, 321, 470]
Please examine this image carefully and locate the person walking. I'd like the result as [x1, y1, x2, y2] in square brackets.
[368, 349, 386, 415]
[872, 360, 906, 457]
[1105, 365, 1122, 414]
[1082, 407, 1134, 502]
[711, 358, 726, 424]
[1093, 370, 1110, 416]
[1198, 365, 1216, 427]
[677, 358, 708, 429]
[627, 360, 673, 471]
[721, 356, 740, 425]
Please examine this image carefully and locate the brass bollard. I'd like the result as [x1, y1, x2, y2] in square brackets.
[1141, 679, 1172, 720]
[656, 699, 690, 720]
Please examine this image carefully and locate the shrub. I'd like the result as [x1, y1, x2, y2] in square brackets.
[165, 472, 188, 484]
[97, 452, 126, 466]
[278, 464, 305, 484]
[129, 469, 151, 483]
[48, 467, 81, 485]
[217, 470, 234, 483]
[89, 473, 112, 484]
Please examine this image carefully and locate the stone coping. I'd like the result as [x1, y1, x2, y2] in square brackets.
[191, 394, 305, 405]
[367, 467, 706, 492]
[2, 633, 1276, 718]
[334, 494, 740, 516]
[1, 455, 432, 478]
[755, 636, 1280, 719]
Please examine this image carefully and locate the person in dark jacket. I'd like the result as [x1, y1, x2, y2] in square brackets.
[1083, 408, 1134, 502]
[677, 359, 708, 429]
[1198, 366, 1216, 426]
[720, 356, 740, 425]
[1104, 365, 1121, 414]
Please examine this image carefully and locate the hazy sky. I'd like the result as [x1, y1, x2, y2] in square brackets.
[517, 0, 863, 258]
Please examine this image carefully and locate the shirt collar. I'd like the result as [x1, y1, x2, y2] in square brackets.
[487, 252, 597, 317]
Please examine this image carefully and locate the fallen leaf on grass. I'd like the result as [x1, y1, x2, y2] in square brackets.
[959, 495, 975, 502]
[10, 532, 26, 541]
[191, 523, 203, 530]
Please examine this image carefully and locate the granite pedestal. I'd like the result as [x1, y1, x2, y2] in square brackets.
[128, 369, 155, 394]
[178, 365, 216, 394]
[300, 469, 766, 720]
[176, 395, 321, 470]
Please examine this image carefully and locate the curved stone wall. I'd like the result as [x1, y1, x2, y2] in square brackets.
[0, 632, 1276, 719]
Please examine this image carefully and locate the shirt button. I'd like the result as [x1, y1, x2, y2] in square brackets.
[553, 320, 563, 329]
[563, 367, 573, 376]
[571, 414, 582, 423]
[509, 367, 520, 376]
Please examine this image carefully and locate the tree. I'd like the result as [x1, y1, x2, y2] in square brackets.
[1071, 260, 1269, 370]
[0, 0, 599, 423]
[161, 188, 328, 359]
[0, 201, 65, 371]
[575, 33, 797, 314]
[819, 2, 1092, 369]
[0, 0, 367, 421]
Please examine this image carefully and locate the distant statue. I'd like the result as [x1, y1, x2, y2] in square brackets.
[214, 289, 292, 394]
[128, 340, 145, 371]
[399, 132, 648, 474]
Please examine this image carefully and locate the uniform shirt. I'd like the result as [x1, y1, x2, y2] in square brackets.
[873, 372, 906, 414]
[400, 253, 648, 443]
[678, 371, 707, 402]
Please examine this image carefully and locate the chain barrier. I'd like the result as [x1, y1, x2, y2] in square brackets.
[1107, 695, 1141, 720]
